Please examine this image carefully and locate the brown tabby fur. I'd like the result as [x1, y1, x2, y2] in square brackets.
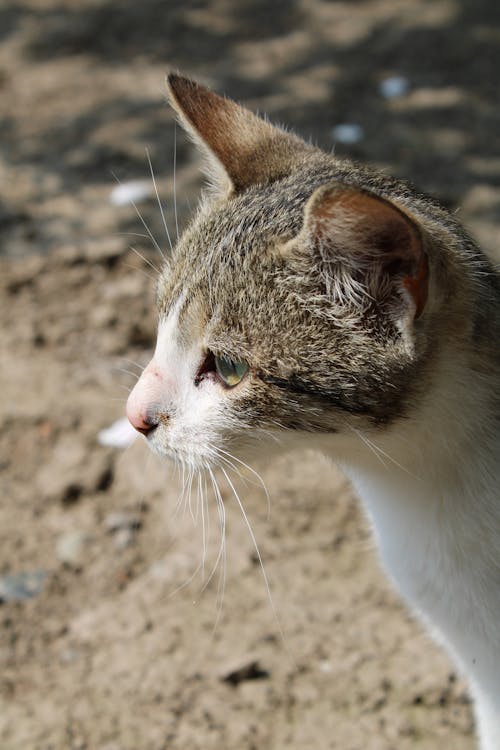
[159, 74, 499, 438]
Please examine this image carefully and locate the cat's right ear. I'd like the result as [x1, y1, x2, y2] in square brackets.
[290, 184, 428, 325]
[166, 73, 312, 195]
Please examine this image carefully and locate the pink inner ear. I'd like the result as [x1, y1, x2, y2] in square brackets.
[366, 204, 428, 320]
[403, 253, 428, 319]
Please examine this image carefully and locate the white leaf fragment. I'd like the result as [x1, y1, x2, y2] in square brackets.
[110, 180, 153, 206]
[98, 417, 138, 448]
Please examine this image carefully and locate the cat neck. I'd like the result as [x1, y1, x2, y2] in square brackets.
[310, 341, 500, 608]
[327, 343, 499, 507]
[316, 348, 500, 703]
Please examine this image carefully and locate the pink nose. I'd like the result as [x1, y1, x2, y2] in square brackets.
[126, 360, 164, 436]
[126, 405, 158, 436]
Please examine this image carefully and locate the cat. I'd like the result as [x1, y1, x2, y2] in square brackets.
[126, 73, 500, 749]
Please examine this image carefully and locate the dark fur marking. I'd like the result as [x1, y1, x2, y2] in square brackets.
[259, 372, 367, 415]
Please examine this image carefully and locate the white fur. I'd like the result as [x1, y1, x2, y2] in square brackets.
[321, 351, 500, 749]
[128, 299, 249, 469]
[129, 315, 500, 749]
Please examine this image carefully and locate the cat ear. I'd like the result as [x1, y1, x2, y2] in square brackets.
[167, 73, 312, 194]
[298, 185, 428, 320]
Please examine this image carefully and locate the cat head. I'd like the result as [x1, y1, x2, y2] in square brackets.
[126, 74, 442, 470]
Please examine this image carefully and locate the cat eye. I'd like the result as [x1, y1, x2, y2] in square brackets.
[214, 355, 249, 387]
[195, 351, 249, 388]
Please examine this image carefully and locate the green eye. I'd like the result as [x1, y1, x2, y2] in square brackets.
[214, 355, 249, 387]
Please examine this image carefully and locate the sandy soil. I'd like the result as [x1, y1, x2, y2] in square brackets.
[1, 1, 499, 748]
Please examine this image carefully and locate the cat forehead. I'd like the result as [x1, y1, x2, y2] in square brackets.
[156, 171, 327, 325]
[186, 164, 338, 249]
[162, 195, 289, 287]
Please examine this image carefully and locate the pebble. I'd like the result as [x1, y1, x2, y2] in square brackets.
[0, 570, 47, 602]
[331, 123, 364, 145]
[56, 530, 92, 567]
[379, 75, 410, 99]
[113, 528, 134, 549]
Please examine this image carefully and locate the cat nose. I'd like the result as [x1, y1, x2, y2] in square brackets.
[126, 359, 166, 436]
[127, 409, 159, 437]
[126, 359, 170, 436]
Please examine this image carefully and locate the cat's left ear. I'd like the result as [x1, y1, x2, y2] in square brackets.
[167, 73, 313, 195]
[294, 184, 428, 321]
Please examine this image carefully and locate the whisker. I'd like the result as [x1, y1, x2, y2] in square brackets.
[173, 462, 188, 519]
[257, 427, 284, 445]
[351, 426, 389, 470]
[113, 366, 141, 381]
[213, 452, 248, 483]
[123, 261, 157, 284]
[216, 447, 271, 519]
[116, 383, 133, 394]
[202, 468, 227, 600]
[168, 557, 203, 598]
[199, 470, 207, 578]
[219, 465, 290, 656]
[111, 170, 166, 262]
[213, 452, 271, 520]
[173, 122, 180, 241]
[146, 148, 173, 252]
[121, 358, 146, 373]
[129, 245, 162, 275]
[114, 231, 154, 241]
[350, 426, 420, 480]
[209, 468, 227, 634]
[203, 471, 211, 580]
[187, 466, 195, 522]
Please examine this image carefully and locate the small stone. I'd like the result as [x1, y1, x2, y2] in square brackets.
[0, 570, 47, 602]
[56, 530, 92, 567]
[331, 123, 364, 145]
[379, 75, 410, 99]
[113, 528, 134, 549]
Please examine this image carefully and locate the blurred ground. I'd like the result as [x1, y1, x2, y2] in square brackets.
[1, 1, 499, 748]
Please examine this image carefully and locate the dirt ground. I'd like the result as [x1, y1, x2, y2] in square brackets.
[1, 1, 499, 748]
